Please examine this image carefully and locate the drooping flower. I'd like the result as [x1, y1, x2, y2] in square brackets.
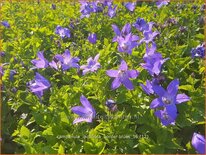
[123, 2, 136, 12]
[106, 60, 139, 90]
[140, 43, 168, 76]
[28, 72, 51, 98]
[105, 99, 117, 112]
[156, 0, 170, 9]
[53, 49, 80, 71]
[51, 4, 56, 10]
[88, 33, 97, 44]
[133, 18, 154, 32]
[140, 80, 154, 95]
[191, 44, 205, 58]
[9, 70, 17, 81]
[140, 74, 165, 95]
[31, 51, 49, 69]
[71, 95, 96, 124]
[1, 21, 10, 28]
[80, 53, 101, 75]
[55, 25, 71, 38]
[112, 23, 139, 42]
[116, 33, 138, 55]
[191, 132, 205, 154]
[108, 5, 117, 18]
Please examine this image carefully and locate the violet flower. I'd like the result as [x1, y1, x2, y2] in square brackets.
[71, 95, 96, 124]
[31, 51, 49, 69]
[140, 43, 168, 76]
[108, 5, 117, 18]
[124, 2, 136, 12]
[106, 60, 139, 90]
[133, 18, 154, 32]
[117, 33, 138, 54]
[53, 49, 80, 71]
[80, 53, 101, 75]
[9, 70, 17, 81]
[140, 74, 165, 95]
[154, 104, 177, 126]
[140, 30, 159, 44]
[112, 23, 139, 42]
[106, 99, 117, 112]
[191, 44, 205, 58]
[55, 25, 71, 38]
[150, 79, 190, 109]
[88, 33, 97, 44]
[156, 0, 170, 9]
[192, 132, 205, 154]
[1, 21, 10, 28]
[28, 72, 51, 98]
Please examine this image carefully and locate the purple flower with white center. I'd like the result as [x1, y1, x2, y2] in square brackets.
[150, 79, 190, 109]
[1, 21, 10, 28]
[154, 104, 177, 126]
[140, 30, 159, 44]
[156, 0, 170, 9]
[49, 60, 61, 70]
[106, 99, 117, 112]
[133, 18, 154, 32]
[28, 72, 51, 98]
[88, 33, 97, 44]
[191, 132, 205, 154]
[108, 5, 117, 18]
[31, 51, 49, 69]
[71, 95, 96, 124]
[140, 43, 169, 76]
[191, 44, 205, 58]
[124, 2, 136, 12]
[54, 49, 80, 71]
[117, 33, 138, 55]
[80, 54, 101, 75]
[106, 60, 139, 90]
[112, 23, 139, 42]
[55, 25, 71, 38]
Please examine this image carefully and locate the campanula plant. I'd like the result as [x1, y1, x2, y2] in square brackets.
[1, 0, 205, 154]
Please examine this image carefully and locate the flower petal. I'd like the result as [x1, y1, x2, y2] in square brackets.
[127, 70, 139, 78]
[106, 70, 119, 77]
[119, 60, 128, 71]
[153, 85, 166, 96]
[150, 98, 164, 109]
[112, 77, 121, 90]
[176, 93, 190, 104]
[71, 106, 89, 117]
[80, 95, 93, 110]
[122, 78, 134, 90]
[112, 24, 120, 36]
[167, 79, 179, 96]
